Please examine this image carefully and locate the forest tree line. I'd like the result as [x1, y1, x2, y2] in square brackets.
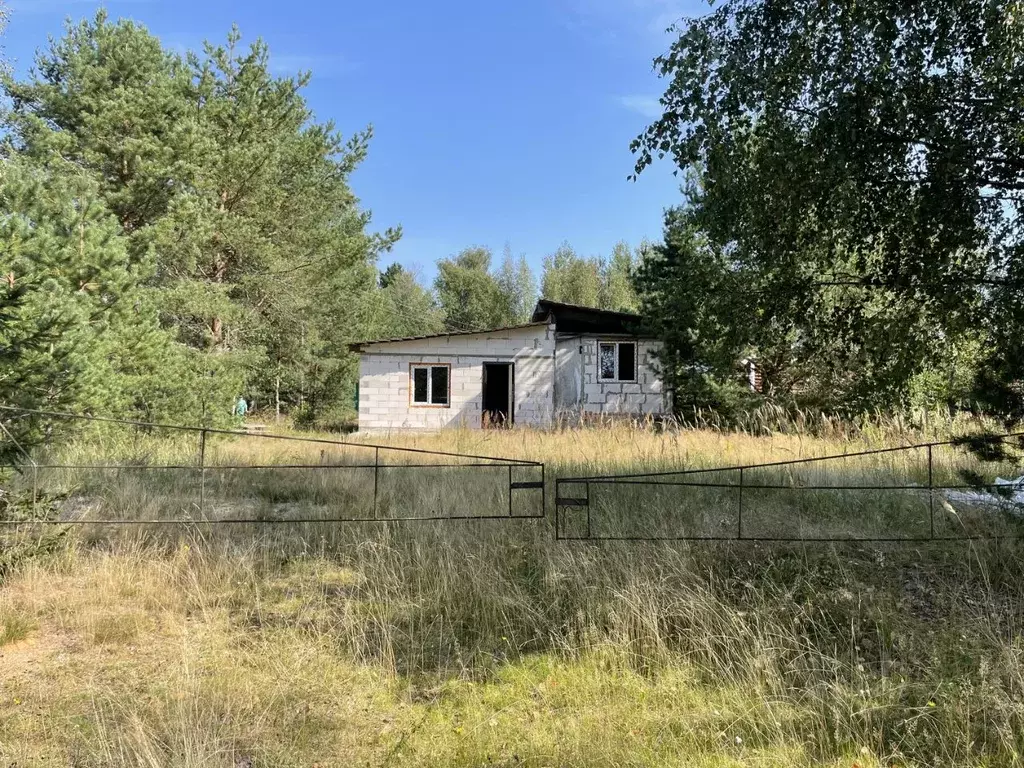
[5, 0, 1024, 456]
[0, 11, 641, 442]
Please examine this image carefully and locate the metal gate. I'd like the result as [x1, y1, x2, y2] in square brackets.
[555, 434, 1024, 542]
[0, 406, 544, 526]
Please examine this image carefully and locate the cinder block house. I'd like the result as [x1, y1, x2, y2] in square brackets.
[350, 300, 670, 432]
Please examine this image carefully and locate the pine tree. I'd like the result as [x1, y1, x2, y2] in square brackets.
[0, 159, 185, 460]
[4, 12, 191, 264]
[4, 14, 395, 423]
[634, 205, 754, 416]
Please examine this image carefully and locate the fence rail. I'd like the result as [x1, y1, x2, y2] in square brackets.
[0, 406, 544, 525]
[6, 405, 1024, 544]
[556, 432, 1024, 542]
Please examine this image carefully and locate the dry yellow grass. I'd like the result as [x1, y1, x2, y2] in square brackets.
[231, 412, 972, 470]
[2, 421, 1024, 766]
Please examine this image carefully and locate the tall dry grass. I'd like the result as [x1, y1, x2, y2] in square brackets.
[2, 418, 1024, 766]
[19, 410, 1015, 540]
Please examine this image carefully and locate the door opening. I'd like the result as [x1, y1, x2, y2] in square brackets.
[482, 362, 514, 428]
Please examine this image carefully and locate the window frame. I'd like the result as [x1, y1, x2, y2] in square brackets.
[597, 341, 638, 383]
[409, 362, 452, 407]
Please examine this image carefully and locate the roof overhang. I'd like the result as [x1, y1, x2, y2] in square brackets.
[532, 299, 646, 336]
[349, 300, 654, 354]
[348, 320, 550, 352]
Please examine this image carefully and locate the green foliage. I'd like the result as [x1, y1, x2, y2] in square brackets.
[632, 0, 1023, 416]
[907, 333, 986, 411]
[494, 244, 537, 324]
[434, 247, 508, 331]
[0, 158, 191, 461]
[378, 262, 404, 290]
[434, 245, 539, 331]
[541, 241, 640, 311]
[635, 205, 755, 416]
[541, 243, 601, 308]
[599, 241, 639, 313]
[4, 14, 199, 305]
[3, 12, 396, 426]
[362, 264, 445, 340]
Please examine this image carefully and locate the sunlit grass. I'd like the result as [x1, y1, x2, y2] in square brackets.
[14, 413, 1022, 540]
[2, 417, 1024, 765]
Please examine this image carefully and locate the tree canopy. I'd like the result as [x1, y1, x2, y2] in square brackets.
[540, 242, 640, 312]
[17, 1, 1023, 437]
[2, 12, 398, 428]
[632, 0, 1024, 416]
[0, 0, 647, 440]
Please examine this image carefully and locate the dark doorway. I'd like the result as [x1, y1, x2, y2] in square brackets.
[482, 362, 514, 428]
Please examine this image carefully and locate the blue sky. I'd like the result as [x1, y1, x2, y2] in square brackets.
[4, 0, 698, 282]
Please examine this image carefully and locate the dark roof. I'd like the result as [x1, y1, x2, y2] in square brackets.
[532, 299, 646, 336]
[347, 320, 549, 351]
[349, 300, 651, 351]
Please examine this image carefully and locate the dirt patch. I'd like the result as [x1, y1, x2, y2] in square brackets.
[0, 632, 63, 685]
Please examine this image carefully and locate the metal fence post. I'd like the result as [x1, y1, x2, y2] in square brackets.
[508, 465, 513, 517]
[541, 464, 546, 521]
[585, 481, 591, 539]
[737, 467, 744, 540]
[199, 428, 207, 517]
[928, 444, 934, 539]
[554, 478, 561, 540]
[373, 447, 379, 519]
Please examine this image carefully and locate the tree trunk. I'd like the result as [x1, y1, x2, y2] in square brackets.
[275, 375, 281, 423]
[210, 314, 223, 348]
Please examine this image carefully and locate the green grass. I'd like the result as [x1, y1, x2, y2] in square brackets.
[0, 607, 34, 646]
[2, 536, 1023, 766]
[2, 420, 1024, 765]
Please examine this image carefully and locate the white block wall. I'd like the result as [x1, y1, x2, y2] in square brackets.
[357, 324, 557, 431]
[554, 340, 583, 409]
[554, 335, 669, 416]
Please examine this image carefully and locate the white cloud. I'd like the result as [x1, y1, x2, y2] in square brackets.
[617, 94, 663, 118]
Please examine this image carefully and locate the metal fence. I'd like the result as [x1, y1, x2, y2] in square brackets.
[7, 405, 1024, 544]
[0, 406, 544, 525]
[556, 433, 1024, 542]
